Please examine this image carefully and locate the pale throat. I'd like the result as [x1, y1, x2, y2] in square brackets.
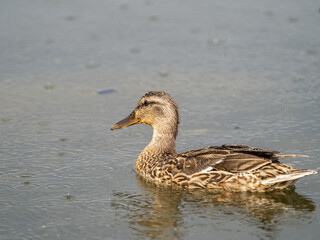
[143, 121, 178, 155]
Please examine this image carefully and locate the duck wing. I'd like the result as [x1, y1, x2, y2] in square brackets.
[171, 144, 281, 175]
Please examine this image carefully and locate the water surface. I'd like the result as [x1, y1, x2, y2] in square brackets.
[1, 0, 319, 239]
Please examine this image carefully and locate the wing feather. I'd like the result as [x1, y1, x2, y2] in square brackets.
[172, 145, 279, 176]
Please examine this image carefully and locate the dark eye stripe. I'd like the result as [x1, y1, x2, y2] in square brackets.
[145, 101, 157, 106]
[137, 101, 159, 109]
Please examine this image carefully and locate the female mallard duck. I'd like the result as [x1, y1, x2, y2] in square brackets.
[111, 91, 317, 192]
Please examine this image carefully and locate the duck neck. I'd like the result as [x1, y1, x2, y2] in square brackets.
[136, 125, 178, 174]
[146, 128, 177, 155]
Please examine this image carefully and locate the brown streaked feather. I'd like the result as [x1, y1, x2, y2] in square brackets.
[173, 145, 278, 175]
[143, 144, 317, 192]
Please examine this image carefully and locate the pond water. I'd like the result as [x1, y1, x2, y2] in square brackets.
[1, 0, 319, 239]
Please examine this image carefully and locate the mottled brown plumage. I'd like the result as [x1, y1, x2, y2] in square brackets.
[111, 91, 317, 192]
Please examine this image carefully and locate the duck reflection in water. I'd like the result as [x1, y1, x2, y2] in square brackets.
[111, 175, 316, 240]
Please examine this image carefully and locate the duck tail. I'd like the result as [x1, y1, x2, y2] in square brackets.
[275, 154, 309, 159]
[261, 169, 317, 185]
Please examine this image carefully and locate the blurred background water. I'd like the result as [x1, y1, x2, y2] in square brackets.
[0, 0, 319, 239]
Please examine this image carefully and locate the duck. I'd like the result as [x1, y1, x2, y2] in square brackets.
[110, 91, 317, 192]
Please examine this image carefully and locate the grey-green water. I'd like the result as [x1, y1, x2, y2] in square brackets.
[1, 0, 319, 239]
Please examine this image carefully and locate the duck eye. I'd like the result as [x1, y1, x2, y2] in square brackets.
[144, 100, 150, 106]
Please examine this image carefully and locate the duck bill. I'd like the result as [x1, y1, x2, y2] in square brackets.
[110, 113, 140, 130]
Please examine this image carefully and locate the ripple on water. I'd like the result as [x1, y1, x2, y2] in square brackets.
[52, 163, 113, 180]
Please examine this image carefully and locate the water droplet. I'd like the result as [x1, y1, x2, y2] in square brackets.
[53, 59, 61, 65]
[207, 38, 227, 46]
[119, 4, 129, 10]
[288, 17, 298, 23]
[44, 83, 55, 90]
[149, 15, 158, 21]
[130, 48, 141, 54]
[1, 118, 11, 122]
[86, 61, 101, 69]
[65, 15, 76, 21]
[64, 193, 74, 200]
[158, 71, 169, 78]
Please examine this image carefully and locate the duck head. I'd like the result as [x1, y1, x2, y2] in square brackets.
[111, 91, 180, 139]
